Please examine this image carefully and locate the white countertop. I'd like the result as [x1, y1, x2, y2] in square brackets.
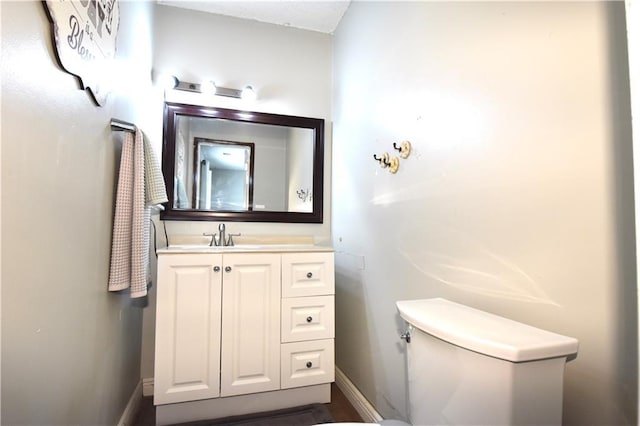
[157, 243, 334, 254]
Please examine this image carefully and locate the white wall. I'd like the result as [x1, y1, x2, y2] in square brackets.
[332, 2, 636, 425]
[1, 1, 156, 424]
[140, 4, 333, 382]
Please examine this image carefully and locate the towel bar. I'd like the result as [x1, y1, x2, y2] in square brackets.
[110, 118, 136, 133]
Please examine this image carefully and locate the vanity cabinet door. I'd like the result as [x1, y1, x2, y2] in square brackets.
[220, 253, 281, 397]
[154, 253, 223, 405]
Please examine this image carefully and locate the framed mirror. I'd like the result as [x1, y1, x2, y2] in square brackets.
[161, 102, 324, 223]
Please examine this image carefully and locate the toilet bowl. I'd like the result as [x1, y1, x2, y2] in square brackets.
[327, 298, 579, 426]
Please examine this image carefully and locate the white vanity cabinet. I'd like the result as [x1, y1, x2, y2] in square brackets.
[154, 252, 281, 405]
[154, 247, 335, 417]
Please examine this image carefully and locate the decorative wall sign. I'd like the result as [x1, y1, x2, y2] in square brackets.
[44, 0, 120, 106]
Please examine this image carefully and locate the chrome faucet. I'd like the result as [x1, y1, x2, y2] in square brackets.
[203, 223, 241, 247]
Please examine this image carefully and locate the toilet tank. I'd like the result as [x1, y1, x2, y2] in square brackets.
[396, 298, 578, 426]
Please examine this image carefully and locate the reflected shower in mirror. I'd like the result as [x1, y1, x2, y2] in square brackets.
[162, 102, 324, 223]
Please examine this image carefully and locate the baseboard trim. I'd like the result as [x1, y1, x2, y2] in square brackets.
[117, 380, 143, 426]
[335, 367, 383, 423]
[142, 377, 154, 397]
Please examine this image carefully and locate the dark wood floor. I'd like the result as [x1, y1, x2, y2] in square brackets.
[326, 383, 364, 423]
[133, 383, 364, 425]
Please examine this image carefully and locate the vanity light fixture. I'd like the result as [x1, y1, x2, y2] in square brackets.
[175, 80, 203, 93]
[159, 74, 257, 100]
[211, 82, 242, 98]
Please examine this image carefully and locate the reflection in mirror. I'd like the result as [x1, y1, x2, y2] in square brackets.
[193, 138, 254, 211]
[162, 102, 324, 223]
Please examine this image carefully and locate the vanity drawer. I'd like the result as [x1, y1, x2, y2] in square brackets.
[281, 339, 335, 389]
[282, 296, 335, 343]
[282, 252, 335, 298]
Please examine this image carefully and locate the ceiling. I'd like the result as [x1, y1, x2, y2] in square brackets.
[157, 1, 351, 34]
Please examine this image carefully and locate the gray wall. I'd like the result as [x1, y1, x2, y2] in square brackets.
[332, 2, 636, 425]
[1, 1, 155, 424]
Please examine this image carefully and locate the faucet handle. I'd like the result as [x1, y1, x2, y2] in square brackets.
[203, 233, 216, 247]
[227, 233, 241, 247]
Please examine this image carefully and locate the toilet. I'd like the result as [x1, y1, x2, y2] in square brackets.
[328, 298, 579, 426]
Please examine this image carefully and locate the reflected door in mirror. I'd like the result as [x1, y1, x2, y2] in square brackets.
[193, 139, 254, 211]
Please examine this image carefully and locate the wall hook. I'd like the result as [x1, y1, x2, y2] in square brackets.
[373, 153, 391, 168]
[392, 140, 412, 159]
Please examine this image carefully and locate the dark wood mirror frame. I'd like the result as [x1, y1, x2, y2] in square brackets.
[161, 102, 325, 223]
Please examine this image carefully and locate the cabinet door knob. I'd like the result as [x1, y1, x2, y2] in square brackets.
[306, 272, 313, 278]
[306, 316, 313, 323]
[225, 266, 232, 273]
[213, 266, 220, 272]
[306, 361, 313, 368]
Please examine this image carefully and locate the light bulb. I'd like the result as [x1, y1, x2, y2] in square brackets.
[241, 85, 256, 101]
[158, 73, 178, 90]
[204, 81, 217, 95]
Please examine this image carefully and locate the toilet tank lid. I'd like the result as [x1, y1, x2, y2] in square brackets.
[396, 298, 579, 362]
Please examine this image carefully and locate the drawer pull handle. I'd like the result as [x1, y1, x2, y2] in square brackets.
[306, 316, 313, 323]
[307, 272, 313, 278]
[306, 361, 313, 368]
